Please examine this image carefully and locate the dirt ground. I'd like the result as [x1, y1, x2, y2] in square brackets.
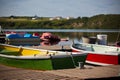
[0, 64, 120, 80]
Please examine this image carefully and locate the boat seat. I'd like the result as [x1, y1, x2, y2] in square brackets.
[86, 47, 94, 51]
[105, 51, 118, 53]
[93, 45, 119, 53]
[85, 45, 94, 51]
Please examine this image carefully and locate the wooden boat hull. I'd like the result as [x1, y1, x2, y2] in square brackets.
[71, 43, 120, 66]
[0, 54, 86, 70]
[0, 44, 87, 70]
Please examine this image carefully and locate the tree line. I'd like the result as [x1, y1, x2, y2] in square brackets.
[0, 14, 120, 29]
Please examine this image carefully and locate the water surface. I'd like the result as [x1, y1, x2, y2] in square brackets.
[4, 29, 120, 46]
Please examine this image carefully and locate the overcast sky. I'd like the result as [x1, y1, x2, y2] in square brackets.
[0, 0, 120, 17]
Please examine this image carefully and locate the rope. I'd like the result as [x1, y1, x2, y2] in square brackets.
[70, 53, 77, 68]
[116, 29, 120, 42]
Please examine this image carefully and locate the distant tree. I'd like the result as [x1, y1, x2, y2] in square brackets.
[9, 15, 15, 19]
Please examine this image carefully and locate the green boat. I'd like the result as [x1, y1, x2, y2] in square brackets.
[0, 44, 88, 70]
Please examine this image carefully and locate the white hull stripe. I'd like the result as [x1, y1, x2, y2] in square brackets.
[86, 60, 113, 66]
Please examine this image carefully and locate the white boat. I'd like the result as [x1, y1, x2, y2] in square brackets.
[71, 43, 120, 66]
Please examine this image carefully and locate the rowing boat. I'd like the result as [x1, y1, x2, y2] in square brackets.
[71, 43, 120, 66]
[0, 44, 87, 70]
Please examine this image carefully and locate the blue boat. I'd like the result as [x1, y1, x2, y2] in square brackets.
[6, 33, 41, 42]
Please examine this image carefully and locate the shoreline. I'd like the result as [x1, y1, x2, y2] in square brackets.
[0, 45, 120, 79]
[0, 64, 119, 80]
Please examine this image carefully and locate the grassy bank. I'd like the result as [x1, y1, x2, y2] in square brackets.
[0, 14, 120, 29]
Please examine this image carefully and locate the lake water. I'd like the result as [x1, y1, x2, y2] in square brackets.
[3, 29, 119, 32]
[3, 29, 120, 46]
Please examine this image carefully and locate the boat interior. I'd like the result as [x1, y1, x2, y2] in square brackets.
[73, 43, 120, 54]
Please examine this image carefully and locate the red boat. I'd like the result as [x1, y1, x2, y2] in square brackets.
[71, 43, 120, 66]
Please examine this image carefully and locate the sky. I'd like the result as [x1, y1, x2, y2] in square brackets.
[0, 0, 120, 17]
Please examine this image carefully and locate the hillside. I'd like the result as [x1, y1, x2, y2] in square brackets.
[0, 14, 120, 29]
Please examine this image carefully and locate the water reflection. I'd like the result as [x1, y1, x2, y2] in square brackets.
[3, 32, 120, 46]
[40, 40, 60, 46]
[6, 41, 40, 46]
[5, 40, 61, 46]
[56, 32, 120, 43]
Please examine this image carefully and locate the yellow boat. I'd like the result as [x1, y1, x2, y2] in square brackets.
[0, 43, 88, 70]
[0, 43, 57, 56]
